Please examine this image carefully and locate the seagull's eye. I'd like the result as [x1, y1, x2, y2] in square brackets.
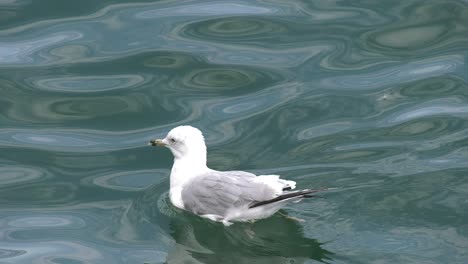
[170, 138, 176, 143]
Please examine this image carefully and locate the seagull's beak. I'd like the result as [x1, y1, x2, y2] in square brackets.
[148, 139, 166, 147]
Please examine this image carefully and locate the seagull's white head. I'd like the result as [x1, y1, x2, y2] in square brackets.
[150, 125, 207, 161]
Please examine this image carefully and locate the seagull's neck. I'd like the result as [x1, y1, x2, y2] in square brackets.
[168, 140, 209, 208]
[171, 156, 208, 179]
[170, 154, 209, 189]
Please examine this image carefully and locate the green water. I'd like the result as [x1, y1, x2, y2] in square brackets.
[1, 0, 468, 263]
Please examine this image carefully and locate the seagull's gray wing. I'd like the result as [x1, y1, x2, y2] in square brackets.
[181, 170, 276, 218]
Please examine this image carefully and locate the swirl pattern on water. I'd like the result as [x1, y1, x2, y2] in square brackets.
[1, 0, 468, 263]
[179, 16, 287, 40]
[0, 31, 83, 65]
[28, 74, 147, 93]
[182, 67, 264, 90]
[0, 165, 50, 187]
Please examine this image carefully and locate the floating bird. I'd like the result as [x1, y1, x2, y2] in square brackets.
[149, 125, 326, 226]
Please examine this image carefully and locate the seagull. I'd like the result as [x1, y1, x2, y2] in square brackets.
[149, 125, 326, 226]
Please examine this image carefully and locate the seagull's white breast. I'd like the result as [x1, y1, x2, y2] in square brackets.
[169, 186, 185, 209]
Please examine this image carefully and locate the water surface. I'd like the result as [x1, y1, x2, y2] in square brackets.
[1, 0, 468, 263]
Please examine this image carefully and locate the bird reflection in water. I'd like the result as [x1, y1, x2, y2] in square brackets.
[124, 183, 333, 264]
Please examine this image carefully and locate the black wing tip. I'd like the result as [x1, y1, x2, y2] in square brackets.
[249, 188, 329, 209]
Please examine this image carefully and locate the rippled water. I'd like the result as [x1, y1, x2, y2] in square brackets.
[1, 0, 468, 263]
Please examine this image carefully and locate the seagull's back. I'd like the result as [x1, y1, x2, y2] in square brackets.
[181, 170, 297, 225]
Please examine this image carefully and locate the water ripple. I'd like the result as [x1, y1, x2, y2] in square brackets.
[6, 215, 85, 229]
[1, 0, 468, 263]
[0, 182, 77, 206]
[136, 2, 275, 18]
[4, 241, 106, 263]
[0, 248, 27, 259]
[400, 76, 466, 97]
[181, 67, 263, 90]
[85, 169, 165, 191]
[321, 55, 463, 90]
[361, 1, 468, 57]
[0, 165, 50, 187]
[0, 128, 159, 152]
[381, 98, 468, 125]
[180, 16, 287, 41]
[0, 93, 153, 124]
[369, 23, 449, 49]
[0, 31, 82, 65]
[28, 74, 147, 93]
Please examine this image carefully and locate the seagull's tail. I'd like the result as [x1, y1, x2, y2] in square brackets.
[248, 188, 328, 209]
[278, 179, 296, 191]
[255, 175, 296, 192]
